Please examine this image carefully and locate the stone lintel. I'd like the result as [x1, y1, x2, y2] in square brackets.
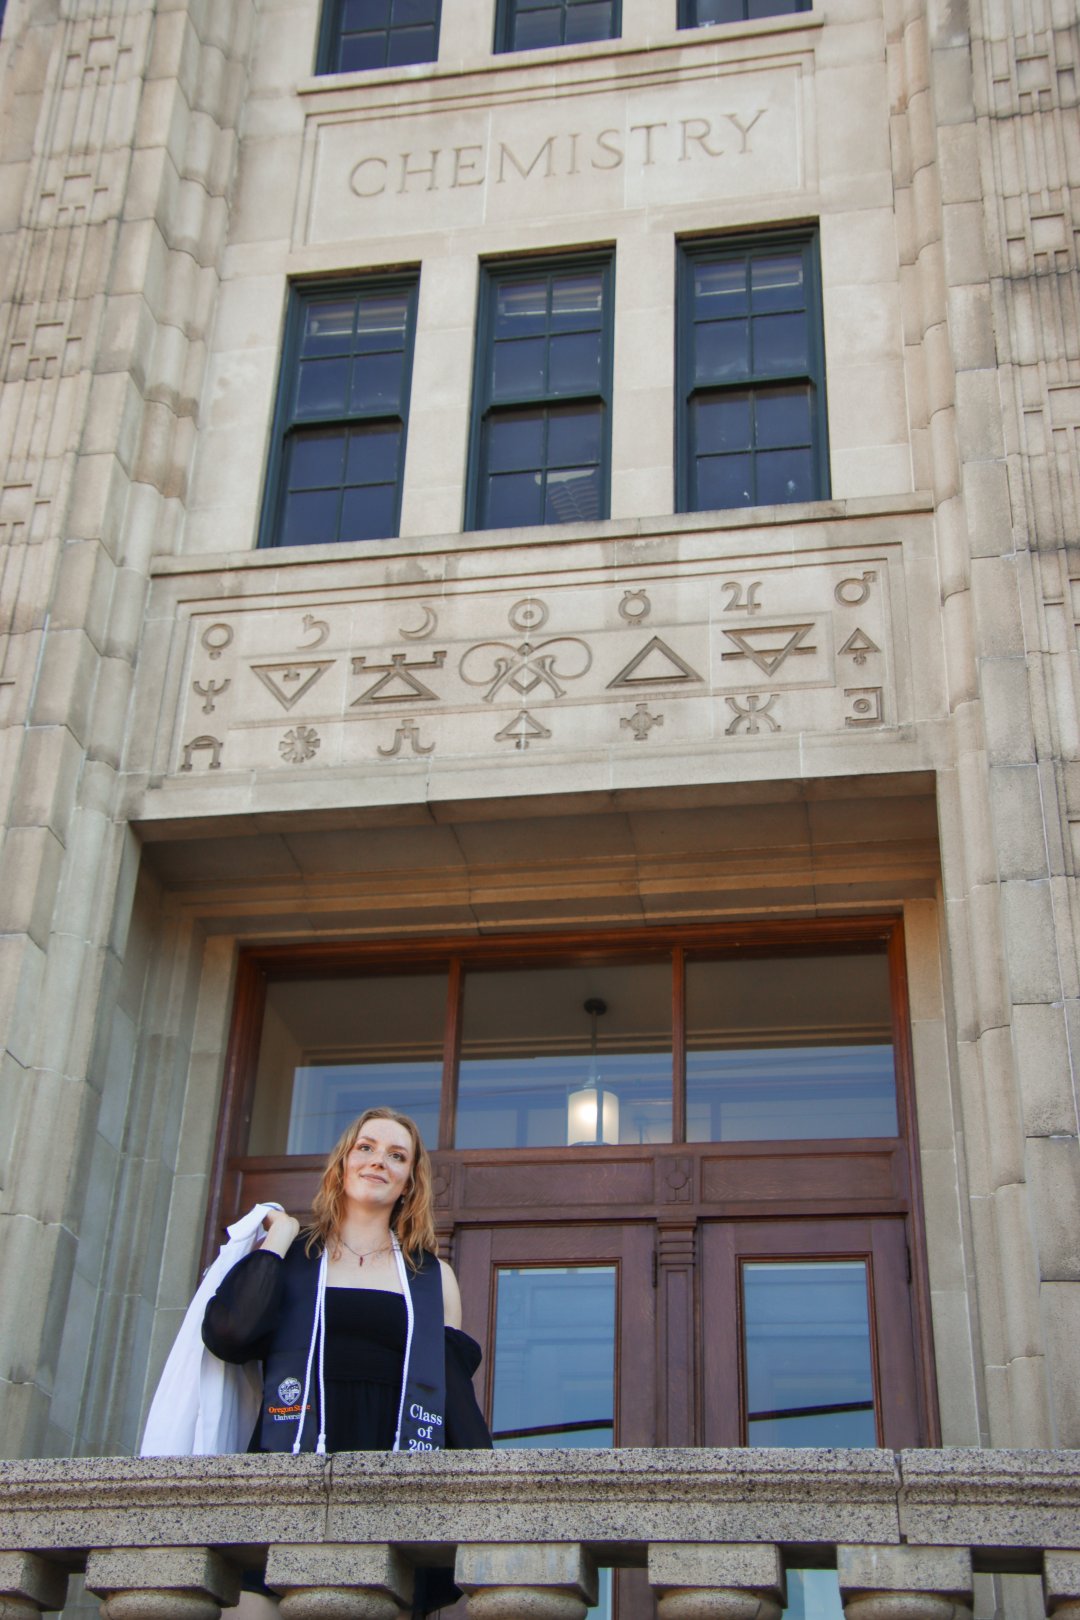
[837, 1547, 973, 1598]
[0, 1552, 68, 1611]
[455, 1544, 598, 1605]
[647, 1544, 785, 1599]
[265, 1545, 413, 1604]
[85, 1548, 241, 1605]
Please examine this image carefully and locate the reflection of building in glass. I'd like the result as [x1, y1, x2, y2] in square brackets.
[0, 1, 1079, 1617]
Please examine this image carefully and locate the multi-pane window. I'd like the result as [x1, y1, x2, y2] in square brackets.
[317, 0, 441, 73]
[468, 255, 614, 531]
[678, 0, 809, 25]
[260, 278, 418, 549]
[495, 0, 620, 52]
[678, 234, 828, 513]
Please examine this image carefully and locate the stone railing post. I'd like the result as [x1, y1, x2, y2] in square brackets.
[265, 1545, 414, 1620]
[455, 1544, 598, 1620]
[647, 1544, 785, 1620]
[85, 1549, 240, 1620]
[1044, 1553, 1080, 1620]
[838, 1547, 973, 1620]
[0, 1552, 69, 1620]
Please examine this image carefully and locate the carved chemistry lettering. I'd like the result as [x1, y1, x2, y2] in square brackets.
[348, 111, 768, 203]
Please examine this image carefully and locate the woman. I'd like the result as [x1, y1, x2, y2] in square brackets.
[202, 1106, 492, 1454]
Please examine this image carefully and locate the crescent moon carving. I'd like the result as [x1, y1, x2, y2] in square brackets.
[399, 604, 438, 640]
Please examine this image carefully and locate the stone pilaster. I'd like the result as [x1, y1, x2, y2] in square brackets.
[85, 1549, 240, 1620]
[839, 1545, 973, 1620]
[648, 1544, 785, 1620]
[0, 1552, 68, 1620]
[455, 1544, 598, 1620]
[265, 1544, 413, 1620]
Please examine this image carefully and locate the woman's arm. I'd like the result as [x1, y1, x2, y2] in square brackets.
[439, 1258, 463, 1330]
[201, 1210, 300, 1363]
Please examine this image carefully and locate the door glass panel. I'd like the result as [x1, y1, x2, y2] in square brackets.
[742, 1260, 877, 1445]
[491, 1266, 616, 1445]
[248, 975, 445, 1154]
[455, 963, 673, 1148]
[686, 951, 897, 1140]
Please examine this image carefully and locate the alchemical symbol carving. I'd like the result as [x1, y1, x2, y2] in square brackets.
[725, 694, 781, 735]
[607, 636, 703, 688]
[508, 597, 549, 632]
[621, 703, 664, 742]
[351, 651, 446, 704]
[721, 579, 763, 614]
[377, 721, 436, 757]
[662, 1158, 693, 1204]
[399, 604, 438, 640]
[838, 628, 880, 666]
[460, 636, 592, 704]
[252, 660, 334, 711]
[193, 678, 230, 714]
[180, 734, 223, 770]
[279, 725, 321, 764]
[495, 710, 552, 750]
[845, 687, 884, 727]
[721, 623, 816, 678]
[298, 614, 330, 648]
[201, 623, 233, 660]
[835, 571, 878, 606]
[618, 589, 651, 623]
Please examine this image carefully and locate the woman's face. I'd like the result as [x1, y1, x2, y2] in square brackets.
[342, 1117, 415, 1213]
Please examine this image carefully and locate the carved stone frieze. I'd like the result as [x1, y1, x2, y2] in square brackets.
[145, 535, 906, 787]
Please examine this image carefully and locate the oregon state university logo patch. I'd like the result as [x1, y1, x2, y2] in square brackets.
[278, 1377, 302, 1405]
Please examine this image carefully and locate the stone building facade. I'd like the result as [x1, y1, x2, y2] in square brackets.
[0, 0, 1078, 1519]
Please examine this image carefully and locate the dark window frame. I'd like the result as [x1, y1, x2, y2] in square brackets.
[466, 251, 616, 532]
[676, 229, 830, 514]
[494, 0, 622, 54]
[677, 0, 809, 27]
[315, 0, 443, 75]
[258, 274, 420, 551]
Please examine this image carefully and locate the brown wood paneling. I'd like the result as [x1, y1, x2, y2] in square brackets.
[700, 1144, 903, 1205]
[459, 1156, 656, 1210]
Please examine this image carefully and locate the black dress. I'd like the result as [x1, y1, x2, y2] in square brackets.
[202, 1251, 491, 1613]
[201, 1249, 492, 1451]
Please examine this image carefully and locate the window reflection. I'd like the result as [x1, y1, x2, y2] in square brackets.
[248, 975, 444, 1155]
[784, 1571, 844, 1620]
[743, 1261, 877, 1445]
[686, 952, 897, 1140]
[491, 1266, 616, 1444]
[455, 963, 673, 1149]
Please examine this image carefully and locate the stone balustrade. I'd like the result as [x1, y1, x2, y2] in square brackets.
[1, 1450, 1078, 1620]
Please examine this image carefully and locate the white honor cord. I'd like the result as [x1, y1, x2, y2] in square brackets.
[391, 1233, 414, 1454]
[293, 1248, 328, 1456]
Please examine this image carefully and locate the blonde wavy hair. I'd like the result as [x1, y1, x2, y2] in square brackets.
[305, 1106, 437, 1267]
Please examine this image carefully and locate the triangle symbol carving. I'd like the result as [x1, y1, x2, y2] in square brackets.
[251, 660, 334, 711]
[839, 627, 880, 661]
[607, 636, 703, 689]
[720, 623, 816, 678]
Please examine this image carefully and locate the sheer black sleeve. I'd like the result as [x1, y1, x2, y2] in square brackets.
[444, 1327, 493, 1449]
[201, 1249, 286, 1364]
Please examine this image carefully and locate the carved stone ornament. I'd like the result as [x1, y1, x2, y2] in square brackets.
[279, 726, 321, 764]
[252, 661, 334, 712]
[725, 694, 781, 735]
[494, 710, 552, 750]
[721, 623, 816, 678]
[607, 637, 702, 688]
[621, 703, 664, 741]
[200, 623, 233, 660]
[460, 638, 592, 704]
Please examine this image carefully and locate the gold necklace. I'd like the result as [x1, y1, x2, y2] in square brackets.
[336, 1235, 393, 1268]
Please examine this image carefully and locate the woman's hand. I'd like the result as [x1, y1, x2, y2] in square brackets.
[260, 1208, 300, 1257]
